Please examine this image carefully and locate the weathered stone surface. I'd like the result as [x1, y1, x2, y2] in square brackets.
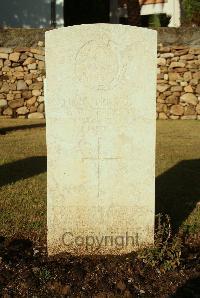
[159, 112, 168, 119]
[14, 94, 21, 99]
[170, 86, 182, 92]
[166, 95, 179, 104]
[13, 71, 24, 79]
[163, 91, 172, 96]
[180, 81, 188, 87]
[32, 90, 41, 96]
[27, 63, 37, 70]
[196, 104, 200, 114]
[196, 84, 200, 94]
[7, 94, 14, 101]
[181, 115, 197, 120]
[157, 58, 166, 66]
[29, 106, 37, 113]
[170, 115, 179, 120]
[22, 90, 32, 99]
[46, 25, 157, 255]
[38, 61, 45, 70]
[0, 99, 7, 108]
[30, 48, 45, 55]
[159, 46, 170, 53]
[169, 62, 185, 69]
[170, 105, 184, 116]
[193, 72, 200, 80]
[29, 82, 43, 90]
[184, 105, 196, 116]
[0, 47, 13, 54]
[4, 59, 11, 67]
[0, 82, 9, 93]
[174, 49, 188, 56]
[16, 106, 29, 115]
[25, 79, 32, 85]
[156, 103, 167, 113]
[0, 53, 8, 59]
[168, 72, 180, 81]
[38, 41, 44, 47]
[160, 53, 174, 58]
[164, 74, 168, 81]
[26, 96, 36, 106]
[184, 85, 193, 93]
[23, 57, 36, 65]
[37, 103, 44, 113]
[28, 112, 44, 119]
[189, 48, 200, 55]
[171, 56, 179, 61]
[183, 71, 192, 81]
[8, 98, 24, 109]
[34, 54, 45, 61]
[9, 83, 17, 91]
[17, 80, 28, 90]
[180, 54, 194, 60]
[180, 93, 198, 105]
[38, 96, 44, 102]
[3, 107, 13, 116]
[14, 47, 30, 52]
[176, 68, 187, 73]
[9, 52, 20, 62]
[157, 84, 170, 92]
[20, 53, 28, 60]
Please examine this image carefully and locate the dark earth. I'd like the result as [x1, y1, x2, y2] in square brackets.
[0, 233, 199, 297]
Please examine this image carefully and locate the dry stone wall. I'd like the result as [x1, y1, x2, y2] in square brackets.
[0, 42, 200, 120]
[157, 44, 200, 120]
[0, 42, 45, 119]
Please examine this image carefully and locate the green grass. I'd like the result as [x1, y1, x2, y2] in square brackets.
[0, 119, 200, 245]
[0, 119, 46, 245]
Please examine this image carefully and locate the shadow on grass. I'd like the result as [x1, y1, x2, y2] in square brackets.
[156, 159, 200, 233]
[1, 155, 199, 233]
[172, 276, 200, 297]
[0, 156, 47, 187]
[0, 123, 46, 135]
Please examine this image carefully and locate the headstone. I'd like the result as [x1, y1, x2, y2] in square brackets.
[45, 24, 157, 256]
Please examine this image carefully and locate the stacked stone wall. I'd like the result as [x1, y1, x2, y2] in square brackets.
[0, 42, 200, 119]
[0, 42, 45, 119]
[157, 44, 200, 120]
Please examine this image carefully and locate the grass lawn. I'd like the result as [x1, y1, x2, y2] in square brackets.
[0, 119, 200, 245]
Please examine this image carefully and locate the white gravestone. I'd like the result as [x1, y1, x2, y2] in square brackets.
[45, 24, 157, 256]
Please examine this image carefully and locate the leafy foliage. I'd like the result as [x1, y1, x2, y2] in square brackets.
[138, 214, 182, 272]
[182, 0, 200, 25]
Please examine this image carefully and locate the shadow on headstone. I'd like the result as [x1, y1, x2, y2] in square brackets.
[156, 159, 200, 233]
[0, 156, 47, 187]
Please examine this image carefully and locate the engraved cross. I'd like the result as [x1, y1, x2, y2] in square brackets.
[82, 137, 121, 197]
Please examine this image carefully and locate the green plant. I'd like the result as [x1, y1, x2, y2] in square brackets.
[138, 214, 182, 272]
[182, 0, 200, 24]
[148, 14, 161, 28]
[37, 267, 52, 282]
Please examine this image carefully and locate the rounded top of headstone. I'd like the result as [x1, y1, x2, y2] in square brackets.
[45, 24, 157, 37]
